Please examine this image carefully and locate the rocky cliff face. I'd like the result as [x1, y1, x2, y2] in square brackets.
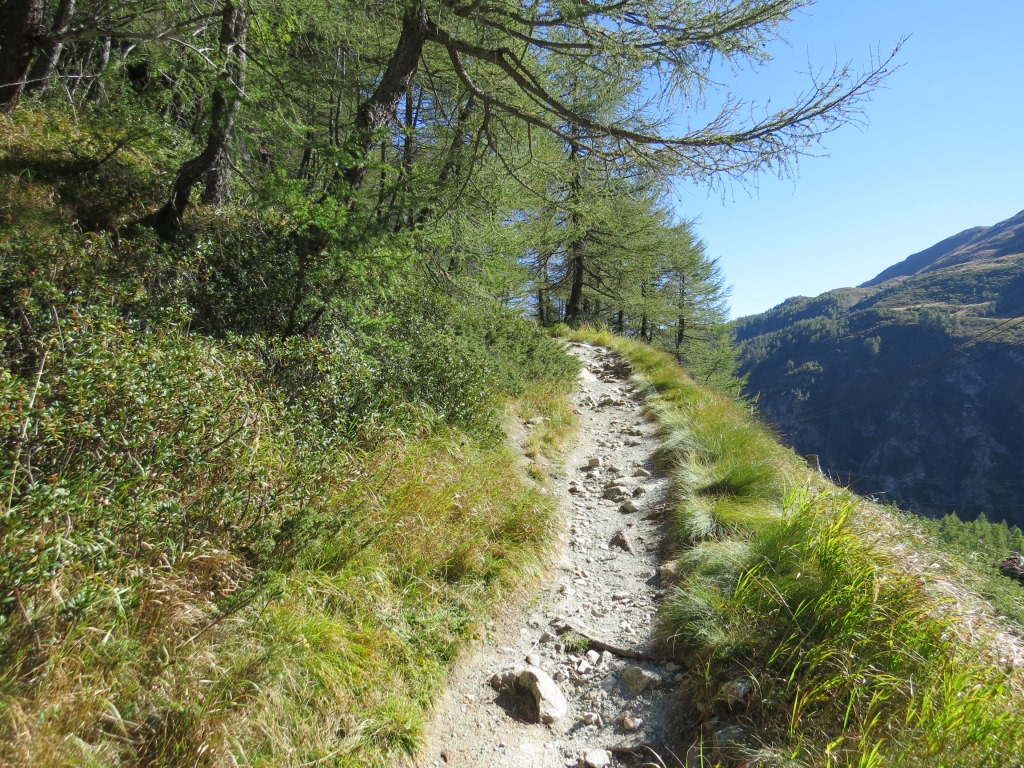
[736, 210, 1024, 525]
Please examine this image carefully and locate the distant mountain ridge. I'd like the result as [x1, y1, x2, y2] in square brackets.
[735, 209, 1024, 526]
[862, 209, 1024, 287]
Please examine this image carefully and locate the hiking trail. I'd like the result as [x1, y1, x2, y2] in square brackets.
[412, 342, 691, 768]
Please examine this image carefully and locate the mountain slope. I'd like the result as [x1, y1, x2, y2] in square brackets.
[862, 209, 1024, 287]
[736, 209, 1024, 525]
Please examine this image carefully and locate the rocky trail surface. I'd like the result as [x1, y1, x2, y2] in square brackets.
[411, 343, 691, 768]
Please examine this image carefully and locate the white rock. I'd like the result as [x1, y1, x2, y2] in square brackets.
[633, 467, 652, 477]
[518, 666, 568, 724]
[585, 649, 600, 665]
[581, 748, 611, 768]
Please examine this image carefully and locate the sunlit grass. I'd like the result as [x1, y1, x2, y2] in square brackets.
[567, 326, 1024, 767]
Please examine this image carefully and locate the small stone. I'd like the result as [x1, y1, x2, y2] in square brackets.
[620, 666, 662, 695]
[619, 499, 640, 514]
[603, 486, 629, 501]
[621, 713, 642, 732]
[633, 467, 652, 477]
[580, 748, 612, 768]
[665, 661, 682, 672]
[490, 664, 524, 691]
[658, 560, 682, 582]
[526, 653, 542, 667]
[610, 530, 636, 554]
[587, 457, 604, 468]
[585, 649, 600, 665]
[577, 659, 592, 674]
[599, 651, 613, 668]
[540, 631, 557, 643]
[580, 711, 599, 725]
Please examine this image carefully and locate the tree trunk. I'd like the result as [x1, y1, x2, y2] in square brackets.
[146, 0, 246, 236]
[342, 2, 428, 196]
[25, 0, 75, 95]
[83, 36, 110, 102]
[563, 143, 586, 327]
[0, 0, 45, 113]
[675, 278, 687, 349]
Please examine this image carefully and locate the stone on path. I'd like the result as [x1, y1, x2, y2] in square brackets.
[621, 666, 662, 695]
[603, 485, 630, 502]
[580, 748, 612, 767]
[610, 530, 636, 554]
[621, 713, 643, 732]
[517, 666, 568, 724]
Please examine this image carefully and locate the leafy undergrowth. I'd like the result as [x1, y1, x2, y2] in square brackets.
[569, 328, 1024, 768]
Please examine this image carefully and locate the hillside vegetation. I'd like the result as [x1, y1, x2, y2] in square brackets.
[0, 112, 589, 766]
[574, 328, 1024, 767]
[0, 1, 907, 765]
[736, 209, 1024, 526]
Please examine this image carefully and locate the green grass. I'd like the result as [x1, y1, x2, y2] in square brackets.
[568, 326, 1024, 767]
[0, 407, 573, 767]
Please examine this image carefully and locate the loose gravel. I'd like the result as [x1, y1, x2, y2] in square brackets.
[410, 342, 691, 768]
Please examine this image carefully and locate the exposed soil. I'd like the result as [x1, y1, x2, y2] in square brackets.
[410, 343, 692, 768]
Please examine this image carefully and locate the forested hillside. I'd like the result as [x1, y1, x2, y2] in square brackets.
[736, 209, 1024, 525]
[0, 1, 903, 765]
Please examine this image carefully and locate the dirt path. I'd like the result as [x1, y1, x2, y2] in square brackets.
[411, 343, 690, 768]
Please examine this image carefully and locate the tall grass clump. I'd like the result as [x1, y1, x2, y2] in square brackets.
[568, 327, 1024, 767]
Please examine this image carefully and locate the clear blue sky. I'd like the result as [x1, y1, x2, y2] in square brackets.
[670, 0, 1024, 319]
